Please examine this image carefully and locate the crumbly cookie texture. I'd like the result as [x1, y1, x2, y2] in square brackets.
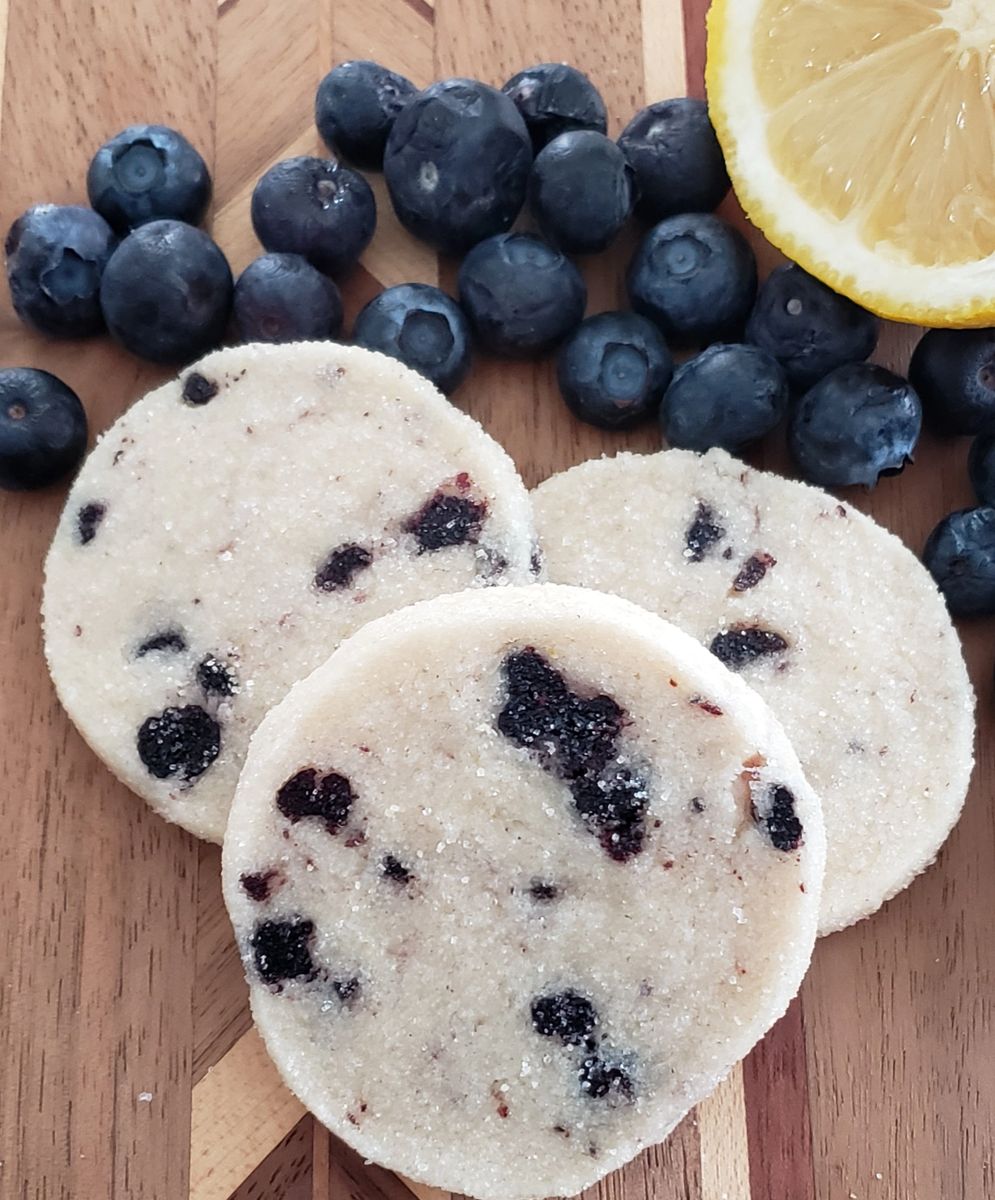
[533, 449, 975, 934]
[222, 584, 824, 1200]
[43, 342, 537, 842]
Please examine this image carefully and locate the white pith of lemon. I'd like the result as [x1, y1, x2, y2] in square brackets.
[706, 0, 995, 326]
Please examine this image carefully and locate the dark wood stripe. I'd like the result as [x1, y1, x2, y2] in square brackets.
[403, 0, 436, 25]
[218, 0, 240, 16]
[227, 1115, 313, 1200]
[682, 0, 709, 99]
[742, 998, 818, 1200]
[315, 1123, 423, 1200]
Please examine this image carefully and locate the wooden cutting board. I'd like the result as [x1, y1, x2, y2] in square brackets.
[1, 0, 992, 1197]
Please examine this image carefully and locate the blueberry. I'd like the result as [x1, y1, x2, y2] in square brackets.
[660, 343, 788, 452]
[458, 233, 585, 358]
[558, 311, 673, 430]
[968, 435, 995, 506]
[746, 264, 879, 392]
[233, 253, 343, 344]
[136, 705, 221, 781]
[922, 507, 995, 617]
[627, 214, 757, 345]
[709, 626, 789, 671]
[531, 990, 598, 1045]
[618, 98, 730, 222]
[384, 79, 532, 255]
[403, 491, 487, 551]
[87, 125, 211, 232]
[99, 220, 232, 364]
[0, 368, 87, 491]
[352, 283, 471, 394]
[276, 767, 355, 833]
[315, 60, 417, 169]
[5, 205, 116, 338]
[789, 363, 922, 488]
[250, 917, 317, 987]
[251, 156, 376, 278]
[528, 131, 633, 254]
[909, 329, 995, 436]
[502, 63, 607, 152]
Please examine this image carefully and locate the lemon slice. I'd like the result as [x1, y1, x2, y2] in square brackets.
[706, 0, 995, 326]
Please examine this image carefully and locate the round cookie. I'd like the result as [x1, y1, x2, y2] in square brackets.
[222, 584, 824, 1200]
[533, 449, 975, 934]
[43, 342, 538, 842]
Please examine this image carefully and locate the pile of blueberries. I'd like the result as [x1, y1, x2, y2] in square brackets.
[2, 60, 995, 616]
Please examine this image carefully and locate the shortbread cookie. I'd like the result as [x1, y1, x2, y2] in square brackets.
[43, 342, 537, 842]
[533, 449, 975, 933]
[222, 584, 824, 1200]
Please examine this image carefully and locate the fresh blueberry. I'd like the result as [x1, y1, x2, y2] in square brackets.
[352, 283, 471, 394]
[251, 156, 375, 278]
[909, 329, 995, 436]
[627, 214, 757, 345]
[315, 60, 417, 169]
[458, 233, 585, 358]
[87, 125, 211, 232]
[501, 63, 607, 152]
[233, 253, 343, 344]
[528, 131, 633, 254]
[968, 435, 995, 506]
[618, 98, 730, 221]
[922, 507, 995, 617]
[746, 264, 879, 392]
[660, 343, 787, 452]
[384, 79, 532, 255]
[0, 368, 88, 491]
[5, 205, 116, 338]
[789, 363, 922, 488]
[558, 311, 673, 430]
[99, 220, 233, 364]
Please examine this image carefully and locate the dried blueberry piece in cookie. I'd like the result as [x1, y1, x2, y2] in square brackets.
[732, 552, 776, 593]
[276, 767, 355, 834]
[753, 784, 804, 852]
[531, 990, 599, 1045]
[136, 705, 220, 781]
[136, 629, 188, 657]
[240, 868, 281, 901]
[578, 1055, 634, 1101]
[528, 880, 560, 902]
[404, 491, 487, 553]
[250, 917, 317, 986]
[181, 371, 218, 406]
[76, 502, 106, 545]
[572, 767, 649, 862]
[381, 854, 413, 885]
[684, 502, 724, 562]
[333, 976, 361, 1004]
[197, 654, 238, 696]
[314, 543, 373, 592]
[709, 626, 788, 671]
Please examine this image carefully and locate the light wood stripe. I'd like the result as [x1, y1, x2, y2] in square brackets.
[641, 0, 686, 105]
[697, 1066, 751, 1200]
[189, 1027, 306, 1200]
[0, 0, 9, 149]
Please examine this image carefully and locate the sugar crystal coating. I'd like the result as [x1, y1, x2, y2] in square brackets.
[533, 449, 975, 933]
[222, 585, 824, 1200]
[43, 343, 537, 842]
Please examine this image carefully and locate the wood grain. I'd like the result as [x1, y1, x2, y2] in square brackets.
[1, 0, 993, 1198]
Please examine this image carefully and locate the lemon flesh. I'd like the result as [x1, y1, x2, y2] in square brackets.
[707, 0, 995, 326]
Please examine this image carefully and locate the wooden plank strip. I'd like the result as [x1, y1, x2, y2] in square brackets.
[193, 842, 253, 1084]
[190, 1027, 306, 1200]
[313, 1119, 432, 1200]
[741, 1000, 815, 1200]
[697, 1066, 751, 1200]
[228, 1115, 313, 1200]
[641, 0, 686, 105]
[681, 0, 708, 99]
